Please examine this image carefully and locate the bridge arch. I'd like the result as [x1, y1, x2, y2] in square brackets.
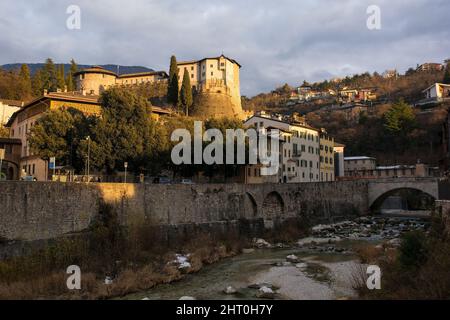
[368, 179, 439, 212]
[262, 191, 285, 220]
[243, 192, 258, 218]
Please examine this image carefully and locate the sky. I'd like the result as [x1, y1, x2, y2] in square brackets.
[0, 0, 449, 96]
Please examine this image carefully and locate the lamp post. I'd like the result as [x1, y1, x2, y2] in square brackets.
[0, 148, 4, 181]
[86, 136, 91, 183]
[124, 162, 128, 184]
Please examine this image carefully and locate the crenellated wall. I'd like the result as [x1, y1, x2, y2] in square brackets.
[0, 181, 370, 242]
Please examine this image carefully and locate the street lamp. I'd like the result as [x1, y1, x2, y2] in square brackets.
[86, 136, 91, 183]
[124, 162, 128, 184]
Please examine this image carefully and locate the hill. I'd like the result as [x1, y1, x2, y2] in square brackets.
[0, 63, 154, 76]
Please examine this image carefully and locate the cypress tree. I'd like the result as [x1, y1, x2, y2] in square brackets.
[42, 58, 57, 92]
[443, 62, 450, 85]
[19, 64, 32, 99]
[57, 64, 66, 90]
[66, 59, 78, 91]
[167, 55, 179, 106]
[180, 68, 193, 116]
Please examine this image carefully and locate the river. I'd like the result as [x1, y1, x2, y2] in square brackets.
[122, 216, 429, 300]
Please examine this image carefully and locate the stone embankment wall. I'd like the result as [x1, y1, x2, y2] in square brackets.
[0, 181, 370, 242]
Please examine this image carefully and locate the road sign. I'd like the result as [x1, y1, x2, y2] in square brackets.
[49, 157, 56, 169]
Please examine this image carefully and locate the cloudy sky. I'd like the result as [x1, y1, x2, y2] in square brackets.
[0, 0, 449, 96]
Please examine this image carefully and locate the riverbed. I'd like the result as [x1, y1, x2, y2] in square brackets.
[123, 216, 429, 300]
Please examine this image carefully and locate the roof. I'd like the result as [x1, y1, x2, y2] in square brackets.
[334, 142, 346, 147]
[178, 55, 241, 68]
[5, 91, 100, 127]
[151, 106, 171, 115]
[344, 156, 376, 161]
[117, 71, 169, 79]
[73, 66, 117, 77]
[0, 99, 24, 107]
[244, 114, 319, 132]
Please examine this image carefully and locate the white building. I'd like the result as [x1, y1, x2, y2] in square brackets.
[423, 83, 450, 100]
[244, 112, 321, 183]
[0, 99, 23, 125]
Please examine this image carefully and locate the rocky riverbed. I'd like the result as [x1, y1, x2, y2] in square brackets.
[127, 215, 430, 300]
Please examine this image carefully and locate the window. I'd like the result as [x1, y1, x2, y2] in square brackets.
[191, 74, 194, 78]
[191, 66, 194, 71]
[210, 64, 213, 68]
[248, 168, 251, 176]
[211, 72, 213, 76]
[32, 164, 35, 174]
[220, 62, 225, 67]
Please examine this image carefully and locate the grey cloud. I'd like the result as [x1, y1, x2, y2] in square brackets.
[0, 0, 449, 96]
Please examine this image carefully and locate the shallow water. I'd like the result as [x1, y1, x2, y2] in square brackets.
[123, 244, 362, 300]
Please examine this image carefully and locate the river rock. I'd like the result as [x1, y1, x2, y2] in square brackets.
[286, 254, 300, 263]
[179, 296, 196, 300]
[256, 286, 276, 299]
[223, 286, 237, 294]
[104, 276, 113, 285]
[253, 238, 272, 248]
[295, 263, 308, 269]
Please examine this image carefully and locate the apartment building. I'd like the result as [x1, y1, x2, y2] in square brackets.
[319, 129, 335, 182]
[244, 112, 321, 183]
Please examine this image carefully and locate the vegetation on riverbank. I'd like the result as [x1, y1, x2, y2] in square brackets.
[0, 204, 310, 300]
[353, 211, 450, 299]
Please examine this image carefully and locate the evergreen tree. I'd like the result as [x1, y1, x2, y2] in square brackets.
[66, 59, 78, 91]
[32, 69, 44, 96]
[180, 68, 193, 116]
[19, 64, 32, 99]
[42, 58, 58, 92]
[167, 55, 179, 106]
[57, 64, 66, 90]
[443, 62, 450, 85]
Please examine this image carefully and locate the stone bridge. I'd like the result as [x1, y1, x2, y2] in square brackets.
[0, 178, 447, 242]
[367, 177, 441, 209]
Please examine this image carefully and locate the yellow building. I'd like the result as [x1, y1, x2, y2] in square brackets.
[319, 129, 335, 182]
[74, 66, 168, 95]
[177, 55, 243, 119]
[6, 91, 171, 181]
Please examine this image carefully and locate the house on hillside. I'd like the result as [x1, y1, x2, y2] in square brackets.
[415, 83, 450, 107]
[416, 63, 444, 73]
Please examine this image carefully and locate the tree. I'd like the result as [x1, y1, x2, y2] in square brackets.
[384, 99, 416, 133]
[28, 108, 87, 166]
[66, 59, 78, 91]
[443, 62, 450, 84]
[57, 64, 66, 90]
[180, 68, 193, 116]
[32, 69, 44, 96]
[19, 64, 32, 99]
[41, 58, 58, 92]
[0, 125, 9, 138]
[92, 87, 154, 173]
[167, 55, 179, 106]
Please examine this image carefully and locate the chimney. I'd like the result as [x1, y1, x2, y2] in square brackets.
[81, 89, 86, 96]
[43, 89, 48, 96]
[64, 85, 68, 93]
[56, 88, 62, 93]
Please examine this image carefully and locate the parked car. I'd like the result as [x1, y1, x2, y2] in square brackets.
[181, 179, 194, 184]
[153, 176, 171, 184]
[21, 175, 37, 181]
